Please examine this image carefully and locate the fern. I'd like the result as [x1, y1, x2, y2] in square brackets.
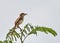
[23, 24, 57, 36]
[6, 23, 57, 43]
[0, 40, 12, 43]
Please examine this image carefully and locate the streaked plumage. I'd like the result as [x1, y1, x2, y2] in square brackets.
[14, 13, 27, 28]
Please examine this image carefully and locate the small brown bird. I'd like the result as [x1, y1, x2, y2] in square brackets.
[14, 13, 27, 29]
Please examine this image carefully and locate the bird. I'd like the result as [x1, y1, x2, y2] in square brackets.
[13, 13, 27, 30]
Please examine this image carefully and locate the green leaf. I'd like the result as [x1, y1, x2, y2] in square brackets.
[0, 41, 3, 43]
[6, 23, 57, 42]
[28, 29, 37, 35]
[28, 24, 34, 30]
[46, 27, 57, 36]
[10, 35, 14, 41]
[24, 24, 28, 28]
[7, 35, 11, 40]
[9, 40, 12, 43]
[12, 32, 17, 41]
[35, 26, 48, 34]
[35, 26, 57, 36]
[22, 32, 25, 37]
[26, 27, 30, 32]
[3, 40, 8, 43]
[14, 31, 20, 38]
[23, 29, 27, 34]
[14, 35, 17, 41]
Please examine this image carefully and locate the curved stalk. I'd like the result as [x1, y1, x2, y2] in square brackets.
[19, 27, 23, 43]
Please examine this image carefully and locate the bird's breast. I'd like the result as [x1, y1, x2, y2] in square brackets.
[18, 20, 23, 25]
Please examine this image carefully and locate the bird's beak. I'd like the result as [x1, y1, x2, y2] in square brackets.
[25, 14, 27, 15]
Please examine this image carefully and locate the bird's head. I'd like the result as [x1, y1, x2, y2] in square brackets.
[20, 13, 27, 17]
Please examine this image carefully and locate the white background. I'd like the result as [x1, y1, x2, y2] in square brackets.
[0, 0, 60, 43]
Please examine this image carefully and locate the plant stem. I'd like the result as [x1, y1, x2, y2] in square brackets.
[23, 34, 29, 42]
[21, 31, 23, 43]
[19, 27, 23, 43]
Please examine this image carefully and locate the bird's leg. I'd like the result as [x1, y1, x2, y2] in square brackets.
[17, 25, 22, 31]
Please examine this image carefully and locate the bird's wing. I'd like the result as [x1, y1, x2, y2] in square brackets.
[15, 16, 23, 25]
[15, 17, 20, 24]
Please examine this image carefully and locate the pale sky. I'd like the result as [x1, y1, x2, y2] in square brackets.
[0, 0, 60, 43]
